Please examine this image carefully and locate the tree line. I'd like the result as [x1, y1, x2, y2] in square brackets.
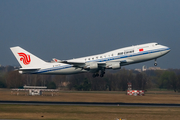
[1, 66, 180, 92]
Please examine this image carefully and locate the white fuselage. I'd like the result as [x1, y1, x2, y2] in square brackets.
[30, 43, 170, 75]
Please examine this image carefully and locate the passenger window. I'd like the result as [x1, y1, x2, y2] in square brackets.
[124, 50, 134, 54]
[118, 52, 123, 55]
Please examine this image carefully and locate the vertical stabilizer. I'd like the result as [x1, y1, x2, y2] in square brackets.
[10, 46, 46, 68]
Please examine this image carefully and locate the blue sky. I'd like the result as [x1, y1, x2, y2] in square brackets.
[0, 0, 179, 69]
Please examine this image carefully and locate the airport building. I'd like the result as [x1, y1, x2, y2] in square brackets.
[135, 65, 166, 72]
[11, 85, 58, 96]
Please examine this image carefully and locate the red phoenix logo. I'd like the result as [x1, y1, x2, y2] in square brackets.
[18, 53, 31, 65]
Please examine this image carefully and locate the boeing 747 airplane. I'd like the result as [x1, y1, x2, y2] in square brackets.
[10, 43, 170, 77]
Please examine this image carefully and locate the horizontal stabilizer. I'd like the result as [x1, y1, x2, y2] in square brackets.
[19, 68, 40, 71]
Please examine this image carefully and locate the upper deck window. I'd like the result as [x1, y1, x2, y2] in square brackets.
[118, 52, 123, 55]
[124, 50, 134, 54]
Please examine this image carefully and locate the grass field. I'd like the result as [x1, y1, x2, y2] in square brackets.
[1, 89, 180, 120]
[1, 89, 180, 104]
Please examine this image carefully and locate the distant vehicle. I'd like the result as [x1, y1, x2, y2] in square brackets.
[10, 42, 170, 77]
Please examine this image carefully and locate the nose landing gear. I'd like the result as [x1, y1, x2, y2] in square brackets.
[154, 59, 157, 66]
[100, 71, 105, 77]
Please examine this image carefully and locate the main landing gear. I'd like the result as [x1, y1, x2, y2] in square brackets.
[100, 71, 105, 77]
[92, 69, 105, 78]
[92, 73, 99, 78]
[154, 59, 157, 66]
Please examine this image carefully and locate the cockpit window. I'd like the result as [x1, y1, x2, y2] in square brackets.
[155, 43, 159, 45]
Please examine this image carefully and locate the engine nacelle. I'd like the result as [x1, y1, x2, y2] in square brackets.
[112, 63, 121, 69]
[84, 63, 98, 70]
[106, 62, 121, 70]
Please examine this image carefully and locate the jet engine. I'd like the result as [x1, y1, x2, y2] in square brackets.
[84, 63, 98, 70]
[106, 62, 121, 69]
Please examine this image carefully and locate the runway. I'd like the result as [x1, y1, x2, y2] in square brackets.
[1, 101, 180, 107]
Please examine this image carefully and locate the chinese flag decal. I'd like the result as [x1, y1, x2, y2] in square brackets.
[139, 48, 144, 52]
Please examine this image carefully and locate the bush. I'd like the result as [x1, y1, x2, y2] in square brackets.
[47, 81, 56, 89]
[0, 80, 6, 88]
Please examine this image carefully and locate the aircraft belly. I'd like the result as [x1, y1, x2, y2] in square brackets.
[161, 50, 170, 56]
[130, 52, 162, 63]
[41, 67, 87, 75]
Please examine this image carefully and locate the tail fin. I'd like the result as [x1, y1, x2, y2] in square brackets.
[10, 46, 46, 68]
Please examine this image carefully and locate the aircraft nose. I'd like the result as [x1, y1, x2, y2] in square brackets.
[166, 47, 171, 52]
[162, 45, 170, 51]
[163, 46, 171, 54]
[168, 48, 171, 52]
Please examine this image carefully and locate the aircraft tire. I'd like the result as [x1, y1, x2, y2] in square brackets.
[100, 74, 104, 77]
[154, 63, 157, 66]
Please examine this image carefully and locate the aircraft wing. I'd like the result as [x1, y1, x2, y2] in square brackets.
[52, 58, 65, 63]
[63, 61, 107, 69]
[62, 61, 86, 67]
[52, 58, 132, 69]
[52, 58, 106, 68]
[53, 58, 85, 67]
